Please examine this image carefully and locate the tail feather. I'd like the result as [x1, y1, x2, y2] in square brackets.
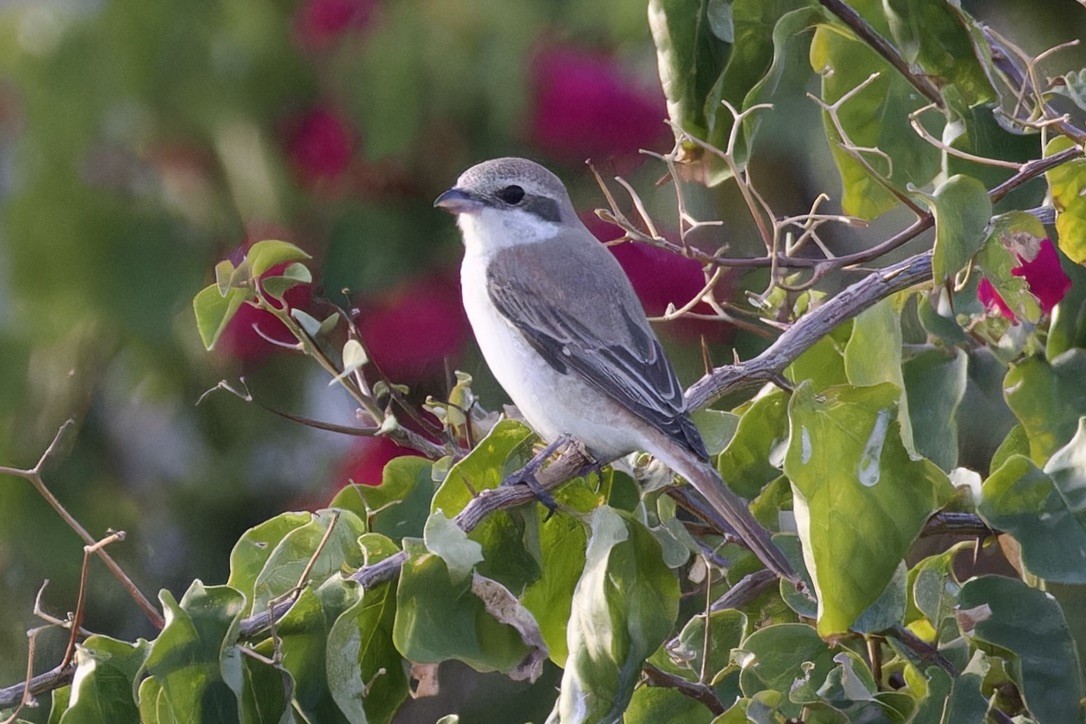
[654, 443, 796, 581]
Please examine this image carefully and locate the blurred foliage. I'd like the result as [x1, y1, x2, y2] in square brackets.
[2, 0, 1086, 721]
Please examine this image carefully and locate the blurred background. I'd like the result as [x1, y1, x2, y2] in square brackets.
[0, 0, 1082, 710]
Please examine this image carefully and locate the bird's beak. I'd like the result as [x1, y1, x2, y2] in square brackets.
[434, 187, 483, 214]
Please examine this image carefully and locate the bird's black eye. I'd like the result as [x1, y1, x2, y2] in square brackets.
[497, 185, 525, 204]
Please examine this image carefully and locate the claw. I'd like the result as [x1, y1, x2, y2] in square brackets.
[501, 434, 574, 517]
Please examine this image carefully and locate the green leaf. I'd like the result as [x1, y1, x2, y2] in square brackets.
[327, 578, 407, 724]
[393, 540, 534, 675]
[625, 686, 714, 724]
[245, 239, 311, 277]
[1004, 350, 1086, 463]
[1048, 252, 1086, 358]
[809, 23, 938, 219]
[786, 321, 851, 391]
[423, 510, 483, 584]
[718, 388, 790, 499]
[236, 654, 289, 724]
[844, 297, 914, 453]
[59, 636, 149, 723]
[274, 580, 363, 722]
[227, 511, 312, 616]
[193, 283, 250, 350]
[261, 261, 312, 300]
[906, 542, 971, 639]
[432, 420, 540, 592]
[554, 507, 680, 723]
[979, 420, 1086, 583]
[648, 0, 733, 156]
[250, 509, 367, 614]
[144, 582, 246, 724]
[335, 456, 434, 540]
[883, 0, 995, 110]
[689, 408, 739, 456]
[903, 348, 968, 471]
[851, 563, 907, 634]
[1046, 135, 1086, 264]
[926, 175, 993, 285]
[519, 503, 589, 667]
[990, 424, 1029, 473]
[655, 609, 747, 683]
[957, 575, 1085, 723]
[739, 6, 827, 161]
[136, 677, 175, 724]
[784, 382, 953, 636]
[736, 623, 836, 719]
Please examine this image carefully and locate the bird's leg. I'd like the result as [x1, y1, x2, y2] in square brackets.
[502, 434, 576, 514]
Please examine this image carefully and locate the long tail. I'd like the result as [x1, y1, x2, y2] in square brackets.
[658, 445, 796, 582]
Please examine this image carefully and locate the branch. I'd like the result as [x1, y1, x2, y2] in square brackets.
[0, 421, 164, 630]
[685, 250, 933, 409]
[818, 0, 944, 109]
[685, 140, 1084, 408]
[643, 663, 726, 716]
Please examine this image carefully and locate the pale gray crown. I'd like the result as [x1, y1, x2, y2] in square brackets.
[454, 157, 575, 224]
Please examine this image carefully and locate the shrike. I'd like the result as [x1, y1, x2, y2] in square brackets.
[435, 157, 792, 580]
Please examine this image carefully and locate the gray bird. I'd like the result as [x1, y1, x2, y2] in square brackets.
[435, 157, 792, 580]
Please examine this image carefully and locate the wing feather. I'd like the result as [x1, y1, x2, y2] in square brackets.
[486, 242, 709, 461]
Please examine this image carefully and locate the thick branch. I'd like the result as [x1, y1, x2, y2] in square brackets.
[643, 663, 726, 715]
[686, 251, 933, 409]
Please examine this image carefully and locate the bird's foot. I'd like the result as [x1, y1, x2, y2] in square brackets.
[502, 435, 575, 516]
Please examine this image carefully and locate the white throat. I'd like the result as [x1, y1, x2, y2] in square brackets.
[457, 206, 561, 258]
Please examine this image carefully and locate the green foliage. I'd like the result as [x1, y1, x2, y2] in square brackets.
[7, 1, 1086, 722]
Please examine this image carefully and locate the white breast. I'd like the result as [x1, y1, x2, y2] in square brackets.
[459, 246, 640, 460]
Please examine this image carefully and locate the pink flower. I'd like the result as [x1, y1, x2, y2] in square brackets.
[293, 0, 376, 50]
[528, 46, 669, 163]
[356, 271, 470, 382]
[978, 238, 1071, 321]
[284, 106, 356, 187]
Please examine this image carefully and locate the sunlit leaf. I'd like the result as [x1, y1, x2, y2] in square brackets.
[245, 240, 311, 277]
[784, 382, 952, 636]
[60, 636, 150, 722]
[250, 509, 367, 614]
[625, 686, 714, 724]
[431, 420, 541, 592]
[1046, 136, 1086, 264]
[554, 507, 679, 723]
[519, 501, 590, 666]
[193, 283, 251, 350]
[423, 510, 483, 584]
[809, 23, 938, 218]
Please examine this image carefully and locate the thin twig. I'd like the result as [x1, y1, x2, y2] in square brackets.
[0, 421, 164, 629]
